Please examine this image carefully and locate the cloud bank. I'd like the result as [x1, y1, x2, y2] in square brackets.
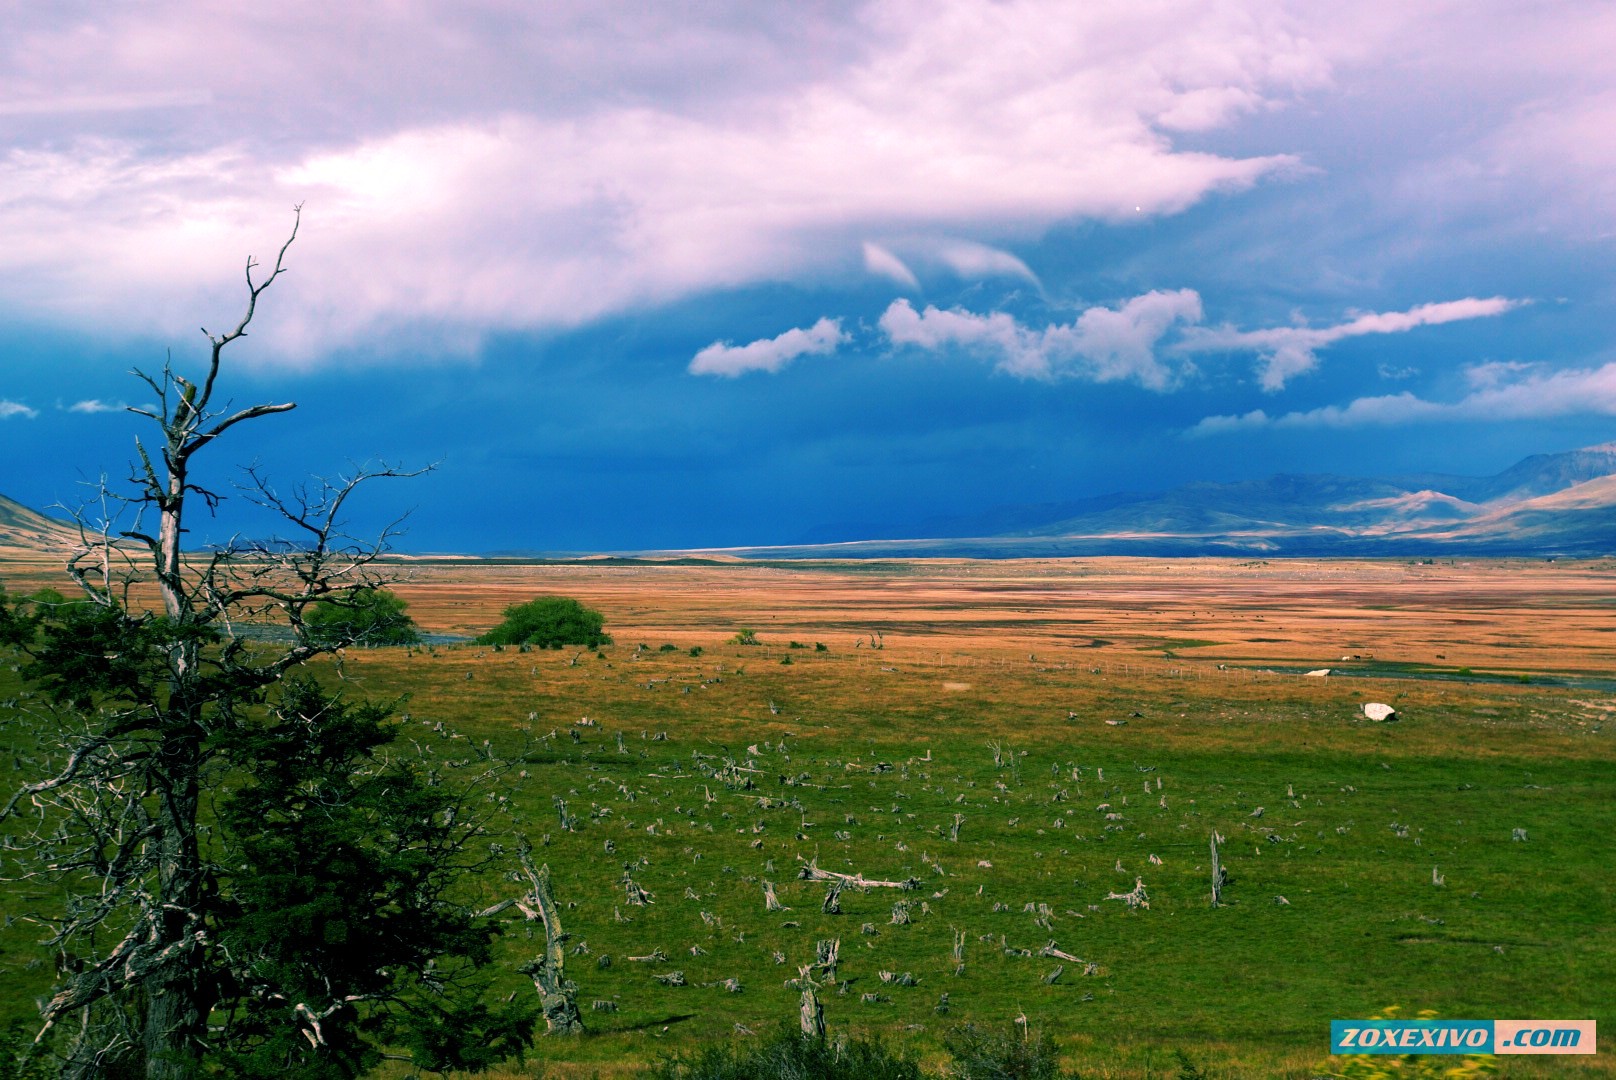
[0, 1, 1320, 359]
[1191, 361, 1616, 435]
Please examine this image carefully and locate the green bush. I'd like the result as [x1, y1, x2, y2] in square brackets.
[477, 597, 610, 648]
[730, 629, 760, 646]
[650, 1026, 924, 1080]
[304, 587, 421, 647]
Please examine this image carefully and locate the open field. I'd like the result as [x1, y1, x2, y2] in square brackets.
[3, 555, 1614, 1076]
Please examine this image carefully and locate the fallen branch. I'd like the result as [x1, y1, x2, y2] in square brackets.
[797, 857, 920, 891]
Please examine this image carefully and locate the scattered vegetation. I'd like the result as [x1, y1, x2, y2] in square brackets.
[4, 549, 1613, 1076]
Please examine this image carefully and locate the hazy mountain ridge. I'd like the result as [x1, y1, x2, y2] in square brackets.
[788, 443, 1616, 558]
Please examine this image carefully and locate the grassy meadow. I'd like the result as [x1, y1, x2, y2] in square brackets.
[2, 555, 1614, 1076]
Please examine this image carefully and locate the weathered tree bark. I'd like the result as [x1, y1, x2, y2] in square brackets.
[798, 966, 824, 1039]
[512, 849, 583, 1035]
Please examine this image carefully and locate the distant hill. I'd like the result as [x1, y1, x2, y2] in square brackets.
[774, 442, 1616, 558]
[0, 494, 79, 553]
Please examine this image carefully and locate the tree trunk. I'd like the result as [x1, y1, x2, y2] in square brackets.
[143, 725, 207, 1080]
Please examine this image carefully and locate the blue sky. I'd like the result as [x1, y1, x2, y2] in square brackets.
[3, 2, 1615, 552]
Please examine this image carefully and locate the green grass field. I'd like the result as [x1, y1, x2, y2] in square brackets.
[3, 568, 1614, 1077]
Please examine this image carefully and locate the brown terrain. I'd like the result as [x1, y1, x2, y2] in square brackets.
[2, 551, 1611, 679]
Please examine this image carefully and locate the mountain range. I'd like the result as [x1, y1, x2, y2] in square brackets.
[774, 442, 1616, 558]
[0, 493, 79, 554]
[5, 443, 1616, 559]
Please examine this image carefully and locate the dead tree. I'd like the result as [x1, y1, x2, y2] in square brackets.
[797, 857, 921, 891]
[798, 966, 825, 1039]
[815, 938, 840, 983]
[507, 848, 584, 1035]
[0, 211, 504, 1079]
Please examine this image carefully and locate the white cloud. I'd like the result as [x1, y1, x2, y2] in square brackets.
[0, 400, 39, 419]
[1190, 361, 1616, 434]
[66, 399, 128, 414]
[1181, 297, 1522, 391]
[862, 243, 919, 291]
[929, 241, 1039, 285]
[0, 1, 1321, 360]
[880, 289, 1203, 388]
[689, 317, 848, 377]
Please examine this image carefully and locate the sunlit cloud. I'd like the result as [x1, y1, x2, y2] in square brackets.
[689, 317, 848, 377]
[0, 1, 1319, 361]
[1180, 297, 1523, 391]
[928, 240, 1040, 285]
[0, 400, 39, 420]
[862, 243, 920, 291]
[1189, 361, 1616, 435]
[880, 289, 1203, 388]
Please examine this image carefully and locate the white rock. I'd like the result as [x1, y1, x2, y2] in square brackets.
[1304, 668, 1331, 677]
[1362, 703, 1398, 722]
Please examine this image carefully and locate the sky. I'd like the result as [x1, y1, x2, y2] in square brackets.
[3, 1, 1616, 552]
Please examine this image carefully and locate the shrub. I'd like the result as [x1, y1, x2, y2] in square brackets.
[689, 646, 705, 658]
[730, 629, 760, 646]
[304, 587, 421, 647]
[943, 1023, 1074, 1080]
[650, 1026, 924, 1080]
[477, 597, 610, 648]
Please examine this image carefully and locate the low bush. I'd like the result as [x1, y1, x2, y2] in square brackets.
[477, 596, 610, 648]
[650, 1026, 924, 1080]
[943, 1023, 1076, 1080]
